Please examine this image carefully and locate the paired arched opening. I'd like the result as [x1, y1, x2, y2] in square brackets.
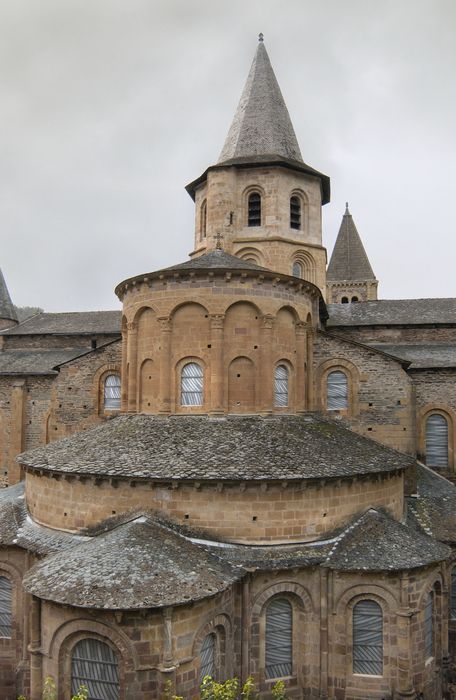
[71, 638, 120, 699]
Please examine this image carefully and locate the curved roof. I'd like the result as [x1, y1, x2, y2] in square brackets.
[18, 413, 414, 482]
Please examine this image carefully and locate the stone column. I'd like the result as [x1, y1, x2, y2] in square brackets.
[396, 574, 416, 699]
[126, 323, 137, 413]
[241, 575, 251, 683]
[158, 317, 172, 415]
[319, 568, 329, 699]
[8, 379, 26, 484]
[29, 596, 42, 700]
[120, 323, 128, 412]
[210, 314, 225, 415]
[260, 315, 274, 414]
[295, 322, 307, 413]
[158, 608, 177, 696]
[306, 324, 315, 411]
[441, 577, 450, 695]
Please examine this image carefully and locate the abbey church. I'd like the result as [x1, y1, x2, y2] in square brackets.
[0, 37, 456, 700]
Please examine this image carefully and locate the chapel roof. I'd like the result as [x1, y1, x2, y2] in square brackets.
[18, 413, 414, 482]
[327, 298, 456, 327]
[407, 464, 456, 544]
[327, 204, 376, 282]
[0, 349, 89, 376]
[0, 310, 121, 336]
[369, 343, 456, 369]
[0, 268, 18, 324]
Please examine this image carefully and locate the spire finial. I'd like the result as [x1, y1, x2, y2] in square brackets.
[345, 202, 350, 215]
[258, 32, 264, 42]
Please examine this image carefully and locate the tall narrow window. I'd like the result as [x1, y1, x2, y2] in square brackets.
[290, 196, 301, 229]
[327, 370, 348, 410]
[71, 638, 120, 699]
[248, 193, 261, 227]
[274, 365, 289, 407]
[451, 569, 456, 620]
[425, 593, 434, 659]
[292, 262, 302, 278]
[0, 576, 12, 638]
[200, 200, 207, 240]
[426, 414, 448, 467]
[200, 633, 216, 681]
[265, 598, 293, 679]
[353, 600, 383, 676]
[104, 374, 121, 410]
[181, 362, 203, 406]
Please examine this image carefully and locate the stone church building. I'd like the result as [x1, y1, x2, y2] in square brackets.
[0, 37, 456, 700]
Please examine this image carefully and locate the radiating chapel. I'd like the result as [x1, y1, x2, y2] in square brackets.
[1, 37, 456, 700]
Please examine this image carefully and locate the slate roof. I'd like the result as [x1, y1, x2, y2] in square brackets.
[369, 343, 456, 369]
[322, 508, 450, 572]
[407, 464, 456, 544]
[327, 205, 376, 282]
[23, 515, 244, 609]
[1, 310, 121, 336]
[0, 268, 17, 324]
[0, 349, 87, 376]
[163, 249, 270, 273]
[327, 299, 456, 327]
[18, 413, 414, 481]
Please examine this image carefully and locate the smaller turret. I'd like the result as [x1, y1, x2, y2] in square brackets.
[326, 204, 378, 303]
[0, 268, 18, 330]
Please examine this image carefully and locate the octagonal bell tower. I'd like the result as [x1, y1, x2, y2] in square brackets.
[186, 36, 330, 293]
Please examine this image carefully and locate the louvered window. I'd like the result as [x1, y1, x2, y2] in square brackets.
[200, 200, 207, 240]
[274, 365, 289, 407]
[425, 593, 434, 659]
[104, 374, 121, 410]
[451, 569, 456, 620]
[327, 370, 348, 410]
[248, 193, 261, 227]
[0, 576, 12, 638]
[290, 196, 301, 229]
[181, 362, 203, 406]
[426, 414, 448, 467]
[200, 633, 216, 681]
[353, 600, 383, 676]
[71, 638, 120, 700]
[265, 598, 292, 679]
[292, 262, 302, 278]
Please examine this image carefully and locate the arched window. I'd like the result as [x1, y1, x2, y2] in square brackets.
[292, 261, 302, 278]
[0, 576, 12, 638]
[200, 200, 207, 240]
[181, 362, 203, 406]
[71, 638, 120, 699]
[353, 600, 383, 676]
[274, 365, 289, 407]
[426, 414, 448, 467]
[200, 633, 216, 681]
[265, 598, 292, 679]
[290, 196, 301, 230]
[424, 592, 434, 659]
[451, 569, 456, 620]
[248, 193, 261, 227]
[341, 297, 349, 304]
[104, 374, 121, 410]
[351, 296, 359, 303]
[327, 370, 348, 410]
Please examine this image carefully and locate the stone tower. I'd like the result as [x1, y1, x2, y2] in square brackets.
[326, 203, 378, 303]
[0, 268, 18, 331]
[186, 36, 330, 293]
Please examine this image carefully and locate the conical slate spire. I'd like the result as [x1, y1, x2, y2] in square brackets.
[327, 205, 376, 281]
[218, 39, 303, 165]
[0, 268, 18, 324]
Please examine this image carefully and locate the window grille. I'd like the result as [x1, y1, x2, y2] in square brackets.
[181, 363, 203, 406]
[292, 262, 302, 278]
[200, 633, 216, 681]
[265, 598, 292, 679]
[452, 569, 456, 620]
[353, 600, 383, 676]
[104, 375, 121, 410]
[425, 593, 434, 659]
[290, 196, 301, 229]
[71, 638, 120, 700]
[0, 576, 12, 638]
[248, 193, 261, 227]
[327, 370, 348, 410]
[274, 365, 289, 407]
[200, 200, 207, 240]
[426, 414, 448, 467]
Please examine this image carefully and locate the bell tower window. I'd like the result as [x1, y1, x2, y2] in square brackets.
[200, 200, 207, 240]
[290, 196, 301, 229]
[248, 193, 261, 227]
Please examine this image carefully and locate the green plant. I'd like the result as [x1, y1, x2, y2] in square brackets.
[71, 685, 89, 700]
[271, 680, 288, 700]
[42, 677, 57, 700]
[200, 676, 240, 700]
[163, 678, 183, 700]
[241, 676, 256, 700]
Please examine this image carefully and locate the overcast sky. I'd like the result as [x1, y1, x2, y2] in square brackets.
[0, 0, 455, 312]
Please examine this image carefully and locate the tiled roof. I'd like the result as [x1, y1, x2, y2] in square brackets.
[327, 205, 376, 282]
[327, 299, 456, 327]
[0, 349, 87, 376]
[23, 515, 243, 609]
[164, 249, 270, 273]
[407, 464, 456, 543]
[18, 413, 414, 481]
[369, 343, 456, 369]
[323, 508, 450, 571]
[0, 269, 17, 324]
[1, 310, 121, 336]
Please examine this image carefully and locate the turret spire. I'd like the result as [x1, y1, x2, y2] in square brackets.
[0, 268, 18, 329]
